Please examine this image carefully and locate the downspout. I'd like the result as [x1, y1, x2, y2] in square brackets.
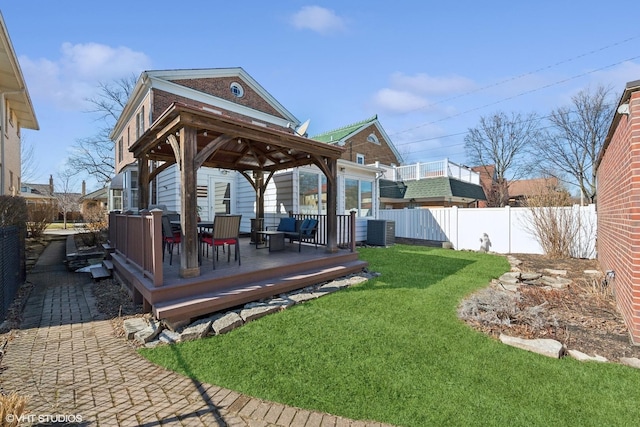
[0, 89, 25, 195]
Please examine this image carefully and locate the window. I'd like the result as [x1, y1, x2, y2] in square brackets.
[345, 178, 373, 217]
[118, 138, 123, 163]
[136, 106, 145, 139]
[356, 154, 365, 165]
[298, 171, 327, 214]
[230, 82, 244, 98]
[366, 133, 379, 144]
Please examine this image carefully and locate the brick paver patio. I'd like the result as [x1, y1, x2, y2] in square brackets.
[1, 238, 393, 427]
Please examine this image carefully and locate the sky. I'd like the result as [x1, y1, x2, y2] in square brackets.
[3, 1, 640, 193]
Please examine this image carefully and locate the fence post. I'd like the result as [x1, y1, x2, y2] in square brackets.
[150, 209, 163, 287]
[349, 211, 356, 252]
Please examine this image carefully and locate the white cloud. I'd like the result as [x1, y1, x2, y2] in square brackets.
[290, 6, 346, 35]
[371, 88, 430, 114]
[19, 42, 151, 111]
[390, 72, 476, 95]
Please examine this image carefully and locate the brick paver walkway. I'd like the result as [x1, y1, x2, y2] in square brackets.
[1, 238, 392, 427]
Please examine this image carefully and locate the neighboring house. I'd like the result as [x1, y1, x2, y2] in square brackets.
[378, 160, 485, 208]
[471, 165, 497, 208]
[0, 12, 39, 196]
[21, 175, 83, 221]
[311, 115, 402, 167]
[79, 186, 108, 215]
[595, 79, 640, 345]
[507, 177, 562, 206]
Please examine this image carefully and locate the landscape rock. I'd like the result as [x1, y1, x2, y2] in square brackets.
[544, 269, 567, 276]
[584, 269, 601, 276]
[499, 334, 565, 358]
[620, 357, 640, 369]
[240, 305, 281, 323]
[520, 272, 543, 281]
[211, 312, 243, 335]
[288, 292, 318, 304]
[158, 329, 181, 344]
[123, 318, 148, 340]
[498, 272, 521, 284]
[567, 349, 608, 363]
[180, 318, 212, 341]
[538, 276, 572, 289]
[134, 319, 163, 344]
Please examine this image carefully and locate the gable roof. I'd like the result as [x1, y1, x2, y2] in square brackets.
[311, 115, 403, 163]
[112, 67, 299, 140]
[0, 12, 38, 130]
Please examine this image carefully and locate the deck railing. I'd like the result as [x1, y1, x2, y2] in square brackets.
[391, 159, 480, 184]
[108, 209, 163, 286]
[290, 211, 357, 252]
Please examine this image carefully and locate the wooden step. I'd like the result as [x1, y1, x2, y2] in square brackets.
[153, 260, 368, 321]
[102, 259, 114, 270]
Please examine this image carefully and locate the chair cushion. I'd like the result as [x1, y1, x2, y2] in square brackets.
[277, 217, 297, 232]
[300, 218, 310, 231]
[302, 219, 318, 236]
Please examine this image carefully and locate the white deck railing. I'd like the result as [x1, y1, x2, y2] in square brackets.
[387, 159, 480, 184]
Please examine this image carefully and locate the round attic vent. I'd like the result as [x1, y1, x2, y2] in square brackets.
[230, 82, 244, 98]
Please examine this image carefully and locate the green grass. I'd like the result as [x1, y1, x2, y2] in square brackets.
[140, 245, 640, 426]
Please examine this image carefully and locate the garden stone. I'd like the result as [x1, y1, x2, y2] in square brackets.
[499, 272, 521, 284]
[240, 305, 281, 323]
[567, 349, 608, 362]
[268, 297, 295, 309]
[144, 340, 162, 349]
[620, 357, 640, 369]
[211, 312, 243, 335]
[159, 329, 181, 344]
[134, 319, 162, 344]
[544, 269, 567, 276]
[520, 272, 542, 281]
[180, 319, 212, 341]
[499, 334, 565, 358]
[123, 317, 148, 340]
[584, 270, 601, 276]
[539, 276, 572, 289]
[288, 292, 318, 304]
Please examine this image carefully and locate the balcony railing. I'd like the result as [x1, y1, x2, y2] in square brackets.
[389, 159, 480, 185]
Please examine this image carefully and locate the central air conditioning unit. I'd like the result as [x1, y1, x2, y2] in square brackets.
[367, 220, 395, 246]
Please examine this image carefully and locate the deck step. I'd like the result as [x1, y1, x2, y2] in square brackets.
[90, 264, 111, 280]
[102, 259, 114, 270]
[153, 260, 368, 321]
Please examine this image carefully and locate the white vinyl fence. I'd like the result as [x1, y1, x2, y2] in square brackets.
[378, 204, 597, 259]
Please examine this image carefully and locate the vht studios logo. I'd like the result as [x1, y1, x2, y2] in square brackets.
[5, 413, 83, 424]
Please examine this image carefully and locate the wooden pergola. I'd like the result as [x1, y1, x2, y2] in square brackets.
[129, 102, 345, 278]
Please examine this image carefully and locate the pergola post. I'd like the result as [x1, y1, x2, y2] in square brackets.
[254, 170, 265, 220]
[325, 158, 338, 253]
[178, 126, 200, 278]
[138, 158, 150, 210]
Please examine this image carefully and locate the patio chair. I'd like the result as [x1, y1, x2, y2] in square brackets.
[201, 214, 242, 269]
[161, 215, 181, 265]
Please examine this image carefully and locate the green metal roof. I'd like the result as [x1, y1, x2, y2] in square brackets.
[380, 177, 486, 201]
[311, 115, 378, 144]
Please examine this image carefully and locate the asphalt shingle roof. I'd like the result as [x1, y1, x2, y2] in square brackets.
[311, 115, 378, 144]
[380, 177, 486, 201]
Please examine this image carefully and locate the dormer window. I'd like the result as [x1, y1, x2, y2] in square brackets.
[366, 133, 379, 144]
[230, 82, 244, 98]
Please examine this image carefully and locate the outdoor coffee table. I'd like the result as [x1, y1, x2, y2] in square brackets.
[255, 231, 285, 252]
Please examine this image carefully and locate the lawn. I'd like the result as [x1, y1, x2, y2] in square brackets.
[140, 245, 640, 426]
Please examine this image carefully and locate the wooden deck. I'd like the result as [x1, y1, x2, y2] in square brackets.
[111, 237, 367, 323]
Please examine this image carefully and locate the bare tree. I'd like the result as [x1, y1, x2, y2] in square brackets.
[66, 74, 138, 185]
[20, 136, 40, 183]
[54, 169, 80, 229]
[465, 111, 541, 207]
[536, 85, 616, 205]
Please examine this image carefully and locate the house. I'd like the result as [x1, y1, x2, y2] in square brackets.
[79, 186, 108, 216]
[21, 175, 84, 221]
[595, 79, 640, 344]
[107, 67, 371, 321]
[0, 11, 38, 196]
[506, 177, 564, 207]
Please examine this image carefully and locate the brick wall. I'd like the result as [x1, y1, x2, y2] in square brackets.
[597, 90, 640, 344]
[341, 123, 400, 165]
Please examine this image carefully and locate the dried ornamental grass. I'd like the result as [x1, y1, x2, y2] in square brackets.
[0, 392, 29, 427]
